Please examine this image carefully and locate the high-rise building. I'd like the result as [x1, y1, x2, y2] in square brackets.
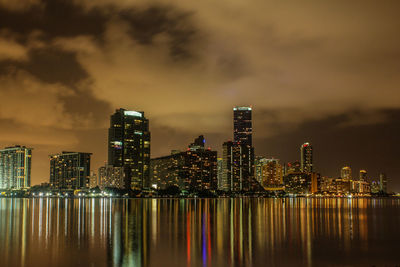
[359, 170, 367, 181]
[285, 161, 301, 175]
[261, 159, 283, 188]
[50, 152, 91, 189]
[88, 171, 98, 188]
[221, 106, 255, 192]
[0, 145, 32, 189]
[217, 158, 223, 190]
[222, 141, 254, 192]
[379, 173, 388, 193]
[108, 108, 150, 190]
[233, 107, 252, 146]
[300, 142, 313, 173]
[98, 164, 125, 190]
[255, 157, 268, 184]
[341, 166, 352, 180]
[150, 136, 217, 191]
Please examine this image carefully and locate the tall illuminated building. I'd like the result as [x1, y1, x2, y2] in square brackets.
[379, 173, 388, 193]
[221, 106, 255, 192]
[50, 151, 91, 189]
[359, 169, 367, 181]
[341, 166, 352, 180]
[233, 106, 252, 146]
[108, 108, 151, 190]
[300, 142, 313, 173]
[0, 145, 32, 189]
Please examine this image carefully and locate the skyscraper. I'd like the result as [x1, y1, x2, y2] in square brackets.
[108, 108, 151, 190]
[379, 173, 388, 193]
[359, 170, 367, 181]
[341, 166, 352, 180]
[222, 106, 255, 192]
[233, 107, 252, 146]
[0, 145, 32, 189]
[49, 151, 91, 189]
[300, 142, 313, 173]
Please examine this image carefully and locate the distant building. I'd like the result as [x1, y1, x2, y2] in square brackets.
[0, 145, 32, 189]
[260, 159, 283, 189]
[98, 164, 125, 189]
[284, 172, 310, 194]
[379, 173, 388, 193]
[221, 106, 255, 192]
[371, 181, 380, 194]
[351, 180, 370, 195]
[300, 142, 313, 173]
[88, 171, 98, 188]
[255, 157, 267, 184]
[222, 141, 254, 192]
[233, 107, 253, 146]
[150, 136, 217, 191]
[108, 108, 150, 190]
[50, 152, 91, 189]
[310, 172, 321, 194]
[341, 166, 352, 180]
[217, 158, 223, 190]
[285, 161, 301, 175]
[333, 178, 351, 194]
[359, 170, 367, 181]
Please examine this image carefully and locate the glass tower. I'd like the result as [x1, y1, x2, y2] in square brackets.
[300, 142, 313, 173]
[108, 108, 151, 190]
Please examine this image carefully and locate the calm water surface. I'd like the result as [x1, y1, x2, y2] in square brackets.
[0, 198, 400, 267]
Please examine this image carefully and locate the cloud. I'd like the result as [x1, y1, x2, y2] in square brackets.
[0, 0, 41, 11]
[0, 70, 83, 129]
[0, 36, 28, 61]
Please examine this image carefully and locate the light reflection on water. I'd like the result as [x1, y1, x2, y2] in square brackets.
[0, 198, 400, 267]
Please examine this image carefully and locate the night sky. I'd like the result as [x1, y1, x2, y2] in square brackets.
[0, 0, 399, 190]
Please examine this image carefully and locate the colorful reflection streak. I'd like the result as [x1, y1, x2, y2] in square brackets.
[0, 198, 400, 267]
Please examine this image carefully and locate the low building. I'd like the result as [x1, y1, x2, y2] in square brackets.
[284, 172, 310, 194]
[50, 151, 91, 189]
[150, 136, 218, 192]
[98, 164, 125, 189]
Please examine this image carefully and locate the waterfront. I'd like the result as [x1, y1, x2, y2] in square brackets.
[1, 198, 400, 267]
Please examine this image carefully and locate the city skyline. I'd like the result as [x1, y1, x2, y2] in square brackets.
[0, 0, 399, 190]
[0, 105, 396, 191]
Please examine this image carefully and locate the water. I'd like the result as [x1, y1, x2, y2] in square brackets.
[0, 198, 399, 267]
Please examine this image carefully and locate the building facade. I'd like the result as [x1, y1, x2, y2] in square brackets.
[50, 152, 91, 189]
[341, 166, 352, 180]
[260, 159, 283, 189]
[108, 108, 151, 190]
[98, 164, 125, 190]
[150, 136, 217, 191]
[221, 106, 255, 192]
[0, 145, 32, 189]
[222, 141, 254, 192]
[300, 142, 313, 173]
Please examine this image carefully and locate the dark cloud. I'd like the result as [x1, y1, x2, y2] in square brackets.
[0, 47, 88, 87]
[0, 0, 106, 41]
[120, 6, 198, 60]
